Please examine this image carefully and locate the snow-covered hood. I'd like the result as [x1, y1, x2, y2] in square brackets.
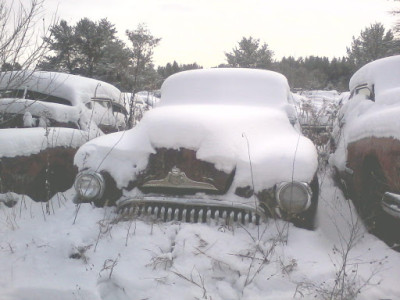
[0, 127, 95, 158]
[75, 105, 318, 191]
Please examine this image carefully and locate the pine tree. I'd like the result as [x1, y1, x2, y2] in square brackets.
[225, 37, 274, 69]
[347, 23, 399, 70]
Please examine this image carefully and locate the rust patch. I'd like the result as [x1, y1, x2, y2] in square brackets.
[0, 147, 78, 201]
[347, 137, 400, 198]
[134, 148, 234, 194]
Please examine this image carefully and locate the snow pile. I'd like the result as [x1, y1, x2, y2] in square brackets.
[160, 68, 290, 107]
[0, 170, 399, 299]
[349, 55, 400, 105]
[0, 71, 122, 106]
[0, 128, 98, 158]
[75, 104, 318, 193]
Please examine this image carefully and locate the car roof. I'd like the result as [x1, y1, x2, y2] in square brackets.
[349, 55, 400, 94]
[0, 71, 122, 106]
[160, 68, 291, 107]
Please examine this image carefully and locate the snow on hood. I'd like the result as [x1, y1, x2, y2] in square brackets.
[75, 104, 318, 191]
[0, 71, 122, 106]
[0, 128, 97, 158]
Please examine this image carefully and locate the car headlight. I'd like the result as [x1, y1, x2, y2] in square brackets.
[276, 182, 312, 214]
[74, 171, 105, 201]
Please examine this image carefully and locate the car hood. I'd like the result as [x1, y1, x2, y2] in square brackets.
[75, 105, 318, 191]
[0, 127, 95, 158]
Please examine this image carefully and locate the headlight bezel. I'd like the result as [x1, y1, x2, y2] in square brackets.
[74, 170, 105, 201]
[275, 181, 312, 214]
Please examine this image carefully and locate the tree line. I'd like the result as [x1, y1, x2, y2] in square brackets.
[2, 0, 400, 94]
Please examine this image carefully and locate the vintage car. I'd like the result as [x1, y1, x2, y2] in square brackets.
[331, 55, 400, 246]
[0, 71, 127, 204]
[73, 68, 319, 228]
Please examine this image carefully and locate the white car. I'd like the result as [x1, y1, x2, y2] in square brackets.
[73, 68, 319, 229]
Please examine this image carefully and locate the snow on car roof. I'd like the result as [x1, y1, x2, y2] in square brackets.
[349, 55, 400, 100]
[160, 68, 290, 107]
[0, 71, 122, 106]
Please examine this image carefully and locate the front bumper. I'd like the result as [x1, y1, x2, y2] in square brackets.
[381, 192, 400, 219]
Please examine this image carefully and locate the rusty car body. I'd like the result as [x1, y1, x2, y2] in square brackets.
[331, 55, 400, 246]
[0, 71, 127, 204]
[73, 68, 319, 228]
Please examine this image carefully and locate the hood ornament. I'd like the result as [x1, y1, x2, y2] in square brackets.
[143, 166, 218, 191]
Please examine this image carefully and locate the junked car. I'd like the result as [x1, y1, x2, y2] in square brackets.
[73, 68, 319, 229]
[331, 55, 400, 247]
[0, 71, 127, 204]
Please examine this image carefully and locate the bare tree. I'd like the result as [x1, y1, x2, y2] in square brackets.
[0, 0, 55, 87]
[125, 23, 161, 127]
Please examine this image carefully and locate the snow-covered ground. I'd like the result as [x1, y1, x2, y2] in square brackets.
[1, 167, 399, 300]
[293, 90, 341, 128]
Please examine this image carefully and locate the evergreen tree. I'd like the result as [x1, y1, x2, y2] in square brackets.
[126, 23, 161, 92]
[41, 18, 129, 88]
[225, 37, 274, 69]
[157, 61, 202, 80]
[347, 23, 399, 70]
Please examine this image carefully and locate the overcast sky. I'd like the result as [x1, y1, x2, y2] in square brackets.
[41, 0, 397, 68]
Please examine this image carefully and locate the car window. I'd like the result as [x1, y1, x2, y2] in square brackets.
[0, 88, 72, 106]
[351, 84, 375, 101]
[92, 98, 111, 108]
[112, 102, 128, 116]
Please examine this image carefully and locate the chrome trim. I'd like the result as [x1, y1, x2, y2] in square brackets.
[74, 170, 105, 202]
[142, 166, 218, 191]
[381, 192, 400, 219]
[344, 167, 354, 175]
[117, 196, 265, 219]
[275, 181, 312, 213]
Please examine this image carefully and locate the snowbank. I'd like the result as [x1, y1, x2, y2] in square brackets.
[1, 171, 399, 299]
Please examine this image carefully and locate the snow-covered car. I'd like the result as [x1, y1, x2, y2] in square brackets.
[0, 71, 127, 204]
[331, 55, 400, 246]
[73, 68, 319, 228]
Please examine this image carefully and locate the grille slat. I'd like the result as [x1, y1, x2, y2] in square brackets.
[116, 199, 263, 225]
